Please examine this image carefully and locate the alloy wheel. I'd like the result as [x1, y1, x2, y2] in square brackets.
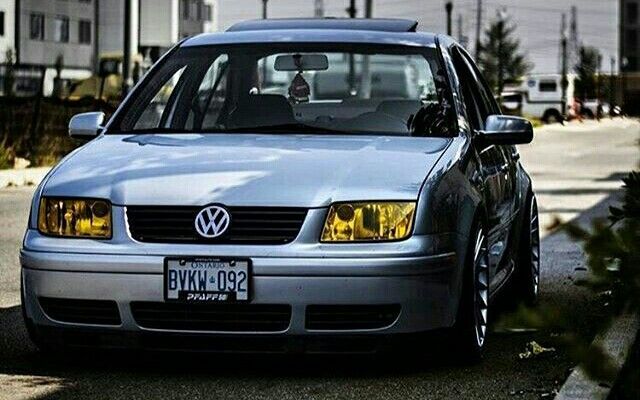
[530, 197, 541, 297]
[473, 228, 490, 347]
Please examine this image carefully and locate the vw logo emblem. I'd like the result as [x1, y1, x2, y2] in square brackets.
[194, 205, 231, 238]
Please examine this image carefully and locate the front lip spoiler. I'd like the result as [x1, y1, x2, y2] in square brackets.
[27, 324, 449, 355]
[20, 249, 456, 277]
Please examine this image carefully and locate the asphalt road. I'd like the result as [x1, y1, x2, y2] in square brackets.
[0, 119, 638, 400]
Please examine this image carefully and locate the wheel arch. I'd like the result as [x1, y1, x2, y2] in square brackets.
[542, 107, 562, 122]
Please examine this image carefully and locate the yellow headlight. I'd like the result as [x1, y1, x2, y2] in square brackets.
[321, 202, 416, 242]
[38, 198, 112, 239]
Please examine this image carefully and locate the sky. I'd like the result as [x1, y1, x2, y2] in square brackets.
[217, 0, 619, 75]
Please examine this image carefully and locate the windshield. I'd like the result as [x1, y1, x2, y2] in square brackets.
[111, 43, 446, 136]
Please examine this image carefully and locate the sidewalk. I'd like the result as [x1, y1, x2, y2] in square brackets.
[0, 167, 51, 188]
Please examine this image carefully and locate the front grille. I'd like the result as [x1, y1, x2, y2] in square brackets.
[126, 206, 307, 244]
[306, 305, 401, 330]
[39, 297, 121, 325]
[130, 302, 292, 332]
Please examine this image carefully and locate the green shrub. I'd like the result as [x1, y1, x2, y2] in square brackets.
[500, 170, 640, 383]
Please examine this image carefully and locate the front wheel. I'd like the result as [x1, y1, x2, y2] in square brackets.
[451, 220, 490, 361]
[513, 193, 541, 305]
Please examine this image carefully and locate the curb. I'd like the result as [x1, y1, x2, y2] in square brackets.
[555, 313, 640, 400]
[0, 167, 51, 188]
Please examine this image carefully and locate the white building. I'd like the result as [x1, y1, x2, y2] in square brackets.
[0, 0, 216, 95]
[0, 0, 217, 68]
[0, 0, 16, 62]
[0, 0, 96, 67]
[100, 0, 217, 62]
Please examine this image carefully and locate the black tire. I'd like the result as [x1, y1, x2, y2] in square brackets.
[542, 109, 563, 124]
[451, 218, 490, 362]
[582, 108, 595, 119]
[513, 192, 541, 305]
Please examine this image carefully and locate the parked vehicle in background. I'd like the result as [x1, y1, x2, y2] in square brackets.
[581, 99, 612, 119]
[0, 64, 91, 98]
[501, 74, 576, 123]
[67, 53, 151, 101]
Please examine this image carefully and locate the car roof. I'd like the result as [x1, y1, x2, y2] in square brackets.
[226, 18, 419, 33]
[183, 19, 438, 49]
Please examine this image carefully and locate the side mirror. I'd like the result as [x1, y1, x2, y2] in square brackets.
[69, 112, 105, 139]
[477, 115, 533, 146]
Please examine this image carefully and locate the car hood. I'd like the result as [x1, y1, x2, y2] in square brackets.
[43, 134, 451, 207]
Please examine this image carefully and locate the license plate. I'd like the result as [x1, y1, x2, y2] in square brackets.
[164, 257, 250, 302]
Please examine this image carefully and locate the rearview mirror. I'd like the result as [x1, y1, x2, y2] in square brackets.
[274, 54, 329, 71]
[69, 112, 105, 139]
[477, 115, 533, 146]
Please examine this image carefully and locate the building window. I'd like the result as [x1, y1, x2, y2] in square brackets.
[30, 13, 45, 40]
[54, 16, 69, 43]
[627, 2, 639, 25]
[626, 29, 638, 51]
[191, 0, 199, 20]
[79, 20, 91, 44]
[0, 11, 5, 36]
[626, 55, 638, 71]
[181, 0, 189, 19]
[204, 4, 212, 21]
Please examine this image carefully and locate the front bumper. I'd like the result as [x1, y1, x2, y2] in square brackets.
[21, 244, 459, 342]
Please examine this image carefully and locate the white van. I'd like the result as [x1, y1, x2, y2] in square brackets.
[501, 74, 576, 123]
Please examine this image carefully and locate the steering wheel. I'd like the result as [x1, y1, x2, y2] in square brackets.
[340, 111, 408, 132]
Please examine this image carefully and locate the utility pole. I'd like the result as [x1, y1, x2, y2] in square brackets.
[347, 0, 357, 95]
[314, 0, 324, 18]
[122, 0, 131, 97]
[445, 2, 453, 36]
[475, 0, 483, 59]
[364, 0, 373, 18]
[596, 53, 602, 119]
[619, 0, 626, 113]
[458, 14, 469, 48]
[560, 13, 568, 119]
[94, 0, 100, 74]
[262, 0, 268, 86]
[497, 8, 507, 103]
[361, 0, 373, 99]
[569, 5, 579, 69]
[610, 57, 616, 116]
[346, 0, 357, 18]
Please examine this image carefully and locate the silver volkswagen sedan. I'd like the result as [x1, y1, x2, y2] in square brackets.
[21, 18, 539, 359]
